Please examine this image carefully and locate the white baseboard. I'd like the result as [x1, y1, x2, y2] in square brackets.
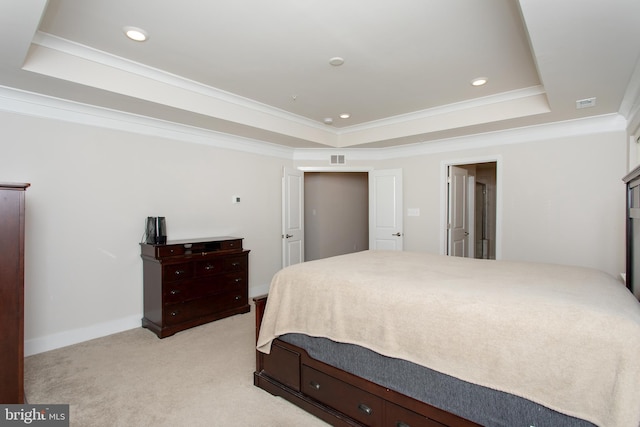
[24, 315, 141, 357]
[25, 283, 272, 356]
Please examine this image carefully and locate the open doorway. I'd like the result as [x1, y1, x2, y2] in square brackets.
[473, 163, 497, 259]
[444, 160, 498, 260]
[282, 167, 402, 267]
[304, 172, 368, 261]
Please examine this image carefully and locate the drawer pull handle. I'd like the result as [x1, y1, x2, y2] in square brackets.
[234, 295, 241, 301]
[358, 403, 373, 416]
[174, 269, 185, 276]
[309, 381, 321, 390]
[235, 278, 242, 283]
[170, 290, 180, 295]
[397, 423, 411, 427]
[170, 311, 178, 316]
[204, 264, 215, 271]
[232, 262, 240, 267]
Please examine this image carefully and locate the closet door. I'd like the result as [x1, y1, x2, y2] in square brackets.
[0, 183, 29, 403]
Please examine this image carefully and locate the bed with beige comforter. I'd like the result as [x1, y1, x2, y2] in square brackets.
[257, 250, 640, 427]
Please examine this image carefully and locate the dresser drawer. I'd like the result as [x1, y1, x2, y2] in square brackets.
[223, 253, 246, 270]
[223, 271, 246, 289]
[221, 239, 242, 251]
[194, 258, 226, 277]
[385, 401, 447, 427]
[156, 245, 186, 258]
[164, 291, 247, 326]
[163, 274, 246, 304]
[302, 365, 383, 426]
[163, 262, 193, 282]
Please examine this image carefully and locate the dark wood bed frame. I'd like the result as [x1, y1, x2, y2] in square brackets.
[253, 295, 480, 427]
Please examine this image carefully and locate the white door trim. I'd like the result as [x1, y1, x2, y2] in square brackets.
[440, 155, 503, 260]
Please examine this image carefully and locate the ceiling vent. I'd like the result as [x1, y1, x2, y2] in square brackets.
[330, 154, 345, 165]
[576, 97, 596, 109]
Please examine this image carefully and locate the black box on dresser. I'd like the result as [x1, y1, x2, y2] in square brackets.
[140, 236, 250, 338]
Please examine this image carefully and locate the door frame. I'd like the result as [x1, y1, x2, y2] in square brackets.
[288, 166, 374, 266]
[440, 155, 503, 260]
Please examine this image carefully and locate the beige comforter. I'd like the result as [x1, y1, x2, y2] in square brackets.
[257, 250, 640, 427]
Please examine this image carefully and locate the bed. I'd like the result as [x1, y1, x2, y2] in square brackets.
[253, 250, 640, 427]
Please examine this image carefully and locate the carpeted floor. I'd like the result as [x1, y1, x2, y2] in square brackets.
[24, 306, 329, 427]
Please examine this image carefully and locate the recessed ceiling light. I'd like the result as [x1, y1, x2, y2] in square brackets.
[329, 57, 345, 66]
[471, 77, 488, 87]
[123, 26, 148, 42]
[339, 113, 350, 119]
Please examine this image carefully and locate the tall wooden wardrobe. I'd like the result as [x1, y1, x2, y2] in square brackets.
[0, 183, 29, 403]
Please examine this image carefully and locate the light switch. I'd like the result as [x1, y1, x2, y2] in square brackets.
[232, 196, 241, 204]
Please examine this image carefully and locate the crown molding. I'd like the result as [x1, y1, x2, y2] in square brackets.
[338, 86, 546, 135]
[0, 85, 295, 159]
[0, 85, 627, 162]
[294, 113, 627, 161]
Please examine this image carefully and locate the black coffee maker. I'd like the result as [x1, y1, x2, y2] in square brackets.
[145, 217, 167, 244]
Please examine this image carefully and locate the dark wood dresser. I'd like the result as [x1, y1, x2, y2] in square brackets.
[140, 236, 250, 338]
[0, 183, 29, 403]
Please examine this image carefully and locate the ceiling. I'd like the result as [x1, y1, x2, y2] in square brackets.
[1, 0, 640, 149]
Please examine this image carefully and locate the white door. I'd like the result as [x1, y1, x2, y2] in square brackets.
[282, 167, 304, 267]
[369, 169, 403, 250]
[447, 165, 469, 257]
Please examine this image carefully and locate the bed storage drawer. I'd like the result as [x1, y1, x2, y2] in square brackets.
[302, 365, 383, 426]
[385, 401, 447, 427]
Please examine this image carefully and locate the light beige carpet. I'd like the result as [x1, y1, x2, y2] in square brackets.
[24, 305, 329, 427]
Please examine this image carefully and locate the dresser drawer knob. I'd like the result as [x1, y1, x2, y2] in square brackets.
[309, 381, 321, 390]
[170, 289, 180, 295]
[204, 264, 215, 271]
[396, 422, 410, 427]
[174, 269, 185, 276]
[234, 295, 241, 301]
[358, 403, 373, 416]
[170, 311, 179, 316]
[234, 278, 242, 283]
[231, 262, 240, 268]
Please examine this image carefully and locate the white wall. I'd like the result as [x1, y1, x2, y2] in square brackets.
[372, 130, 627, 277]
[0, 111, 290, 355]
[0, 104, 630, 355]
